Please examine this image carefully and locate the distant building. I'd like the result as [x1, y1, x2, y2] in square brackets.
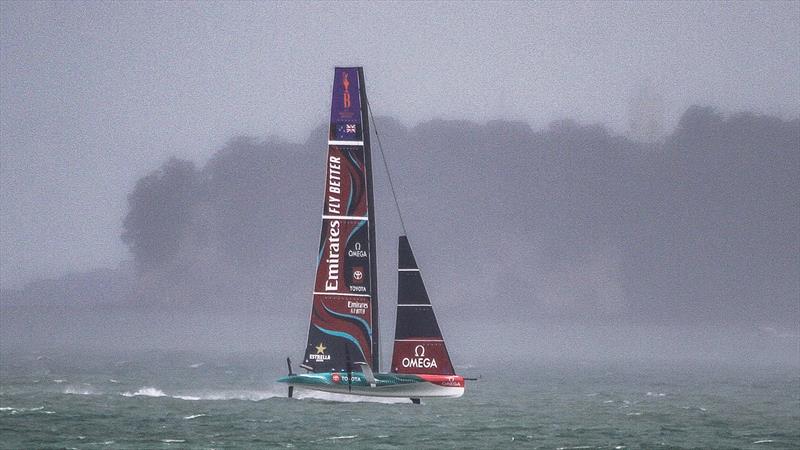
[628, 79, 665, 143]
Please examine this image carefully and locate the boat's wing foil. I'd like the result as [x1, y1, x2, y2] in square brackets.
[355, 362, 376, 387]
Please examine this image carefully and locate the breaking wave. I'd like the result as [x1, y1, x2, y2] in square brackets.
[0, 406, 54, 415]
[121, 387, 166, 397]
[120, 386, 281, 401]
[63, 386, 98, 395]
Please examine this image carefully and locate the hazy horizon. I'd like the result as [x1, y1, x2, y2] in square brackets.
[1, 0, 798, 368]
[1, 106, 797, 364]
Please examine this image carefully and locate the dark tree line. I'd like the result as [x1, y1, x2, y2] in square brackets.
[108, 106, 798, 324]
[122, 158, 198, 271]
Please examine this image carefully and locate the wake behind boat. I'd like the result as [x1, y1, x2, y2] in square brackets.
[277, 67, 465, 403]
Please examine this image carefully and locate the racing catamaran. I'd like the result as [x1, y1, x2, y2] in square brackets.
[277, 67, 465, 403]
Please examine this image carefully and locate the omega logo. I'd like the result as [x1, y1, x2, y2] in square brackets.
[402, 344, 438, 369]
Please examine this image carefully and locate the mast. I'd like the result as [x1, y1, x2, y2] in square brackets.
[358, 67, 380, 371]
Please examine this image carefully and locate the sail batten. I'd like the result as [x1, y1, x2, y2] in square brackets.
[312, 291, 371, 297]
[329, 140, 365, 146]
[321, 215, 369, 220]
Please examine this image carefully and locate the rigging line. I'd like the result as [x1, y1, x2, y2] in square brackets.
[366, 97, 408, 236]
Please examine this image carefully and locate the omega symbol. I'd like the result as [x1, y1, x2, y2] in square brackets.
[414, 345, 425, 357]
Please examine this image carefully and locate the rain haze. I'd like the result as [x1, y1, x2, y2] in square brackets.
[1, 0, 798, 368]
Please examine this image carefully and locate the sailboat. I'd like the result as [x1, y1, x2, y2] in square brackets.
[277, 67, 465, 403]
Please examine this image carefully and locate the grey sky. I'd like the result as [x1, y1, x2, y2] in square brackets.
[1, 1, 798, 288]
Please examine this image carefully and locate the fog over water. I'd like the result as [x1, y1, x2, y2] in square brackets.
[1, 2, 798, 366]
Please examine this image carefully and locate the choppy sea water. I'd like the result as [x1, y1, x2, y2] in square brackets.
[0, 351, 797, 449]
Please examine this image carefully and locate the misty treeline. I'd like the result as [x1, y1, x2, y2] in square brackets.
[5, 107, 798, 326]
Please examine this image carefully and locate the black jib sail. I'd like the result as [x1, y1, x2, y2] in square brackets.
[303, 67, 379, 373]
[390, 236, 455, 375]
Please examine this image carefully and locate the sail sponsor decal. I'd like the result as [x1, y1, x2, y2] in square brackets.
[316, 219, 370, 294]
[304, 293, 373, 371]
[309, 342, 331, 362]
[323, 147, 366, 218]
[390, 340, 455, 375]
[351, 267, 365, 284]
[329, 68, 363, 142]
[401, 344, 438, 369]
[346, 299, 368, 315]
[349, 242, 367, 258]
